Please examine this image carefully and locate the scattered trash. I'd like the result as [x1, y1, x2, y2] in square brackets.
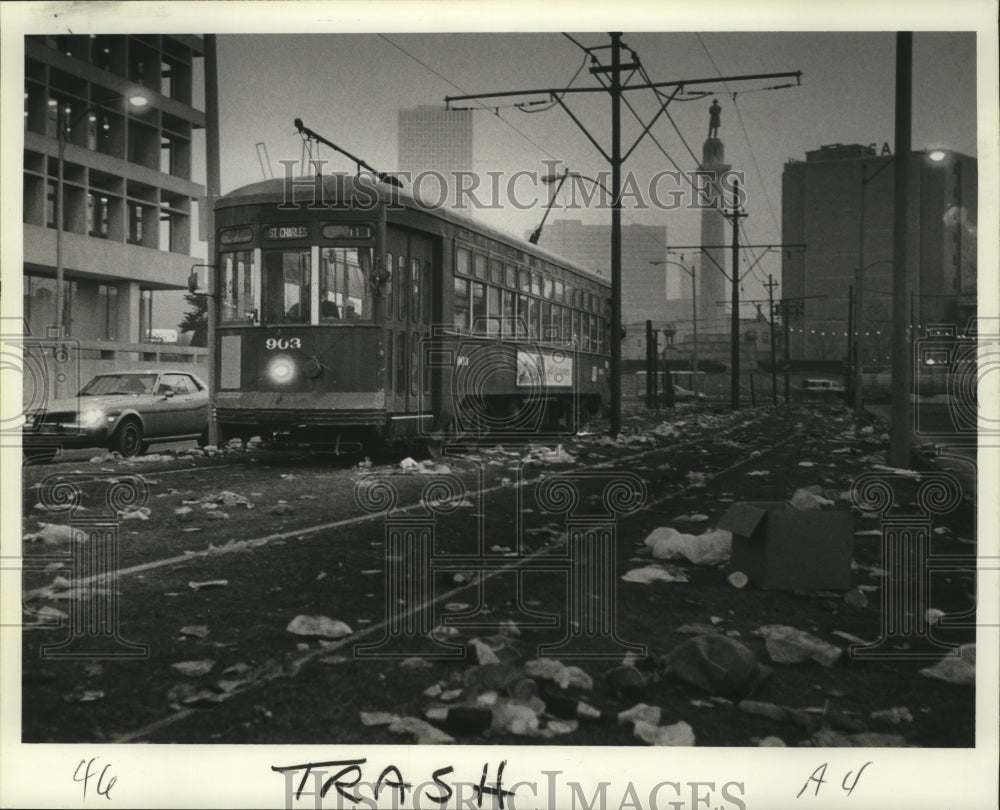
[674, 513, 710, 523]
[645, 527, 732, 566]
[120, 506, 151, 520]
[179, 625, 210, 639]
[685, 472, 707, 487]
[544, 692, 602, 720]
[270, 502, 293, 516]
[286, 615, 353, 639]
[24, 523, 73, 544]
[388, 716, 454, 744]
[171, 660, 215, 677]
[188, 580, 228, 591]
[920, 644, 975, 685]
[319, 655, 350, 665]
[754, 625, 842, 667]
[633, 719, 695, 746]
[746, 470, 769, 477]
[361, 711, 401, 727]
[63, 688, 104, 703]
[426, 706, 493, 735]
[871, 707, 914, 724]
[797, 461, 816, 467]
[844, 589, 868, 608]
[203, 511, 230, 521]
[621, 565, 687, 584]
[604, 664, 646, 702]
[400, 457, 419, 470]
[831, 630, 870, 645]
[789, 488, 834, 510]
[675, 622, 722, 636]
[758, 736, 786, 746]
[727, 571, 749, 589]
[491, 700, 541, 736]
[617, 703, 661, 726]
[399, 657, 434, 671]
[660, 635, 760, 697]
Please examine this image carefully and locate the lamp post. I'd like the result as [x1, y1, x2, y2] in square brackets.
[649, 256, 698, 395]
[54, 92, 149, 349]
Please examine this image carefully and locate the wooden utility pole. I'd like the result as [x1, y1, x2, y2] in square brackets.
[729, 181, 747, 410]
[764, 275, 779, 405]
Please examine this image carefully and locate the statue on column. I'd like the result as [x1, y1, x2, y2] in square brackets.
[708, 98, 721, 139]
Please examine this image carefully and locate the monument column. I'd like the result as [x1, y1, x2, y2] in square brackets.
[697, 99, 730, 333]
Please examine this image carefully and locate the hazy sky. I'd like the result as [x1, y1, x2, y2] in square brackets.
[1, 3, 991, 328]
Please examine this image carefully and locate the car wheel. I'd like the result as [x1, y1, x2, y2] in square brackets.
[139, 442, 151, 456]
[111, 419, 144, 458]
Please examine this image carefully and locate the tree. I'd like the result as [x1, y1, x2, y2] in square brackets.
[178, 291, 207, 347]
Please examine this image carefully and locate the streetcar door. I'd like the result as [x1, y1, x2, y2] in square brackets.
[385, 228, 434, 423]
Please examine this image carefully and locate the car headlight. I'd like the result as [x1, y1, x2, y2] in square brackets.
[80, 408, 105, 426]
[267, 356, 296, 384]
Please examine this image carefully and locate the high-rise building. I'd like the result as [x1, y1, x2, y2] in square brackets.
[532, 218, 668, 325]
[397, 105, 473, 205]
[782, 143, 977, 366]
[22, 34, 208, 388]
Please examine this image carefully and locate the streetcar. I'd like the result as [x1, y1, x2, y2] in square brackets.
[207, 170, 611, 451]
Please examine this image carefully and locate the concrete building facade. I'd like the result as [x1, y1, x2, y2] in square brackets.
[782, 143, 977, 367]
[22, 33, 208, 389]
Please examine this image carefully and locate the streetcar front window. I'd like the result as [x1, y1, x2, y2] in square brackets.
[321, 247, 373, 320]
[263, 249, 311, 324]
[220, 250, 255, 324]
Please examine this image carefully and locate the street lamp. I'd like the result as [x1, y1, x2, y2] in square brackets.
[650, 255, 698, 395]
[532, 170, 613, 245]
[54, 91, 149, 350]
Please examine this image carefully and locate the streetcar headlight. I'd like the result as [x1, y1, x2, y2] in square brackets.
[268, 356, 296, 384]
[80, 408, 105, 426]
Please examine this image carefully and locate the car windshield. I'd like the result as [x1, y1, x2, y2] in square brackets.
[78, 373, 157, 396]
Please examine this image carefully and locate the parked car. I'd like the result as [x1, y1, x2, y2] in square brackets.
[23, 369, 210, 462]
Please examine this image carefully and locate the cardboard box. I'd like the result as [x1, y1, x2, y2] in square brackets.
[717, 501, 854, 591]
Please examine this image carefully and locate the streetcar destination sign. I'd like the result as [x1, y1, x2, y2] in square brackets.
[264, 224, 309, 240]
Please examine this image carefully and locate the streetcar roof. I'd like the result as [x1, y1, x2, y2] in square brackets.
[217, 175, 609, 286]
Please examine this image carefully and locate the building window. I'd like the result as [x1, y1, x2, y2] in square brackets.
[98, 283, 118, 340]
[128, 203, 143, 244]
[88, 193, 110, 237]
[139, 287, 153, 341]
[23, 274, 74, 337]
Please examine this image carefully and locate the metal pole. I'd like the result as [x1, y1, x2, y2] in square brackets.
[730, 180, 741, 410]
[205, 34, 222, 446]
[846, 284, 854, 402]
[889, 32, 913, 467]
[55, 106, 66, 397]
[645, 319, 654, 409]
[783, 301, 791, 403]
[853, 163, 867, 415]
[768, 275, 777, 405]
[609, 32, 622, 435]
[691, 264, 699, 396]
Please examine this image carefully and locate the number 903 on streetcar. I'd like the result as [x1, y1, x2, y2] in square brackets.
[208, 173, 611, 451]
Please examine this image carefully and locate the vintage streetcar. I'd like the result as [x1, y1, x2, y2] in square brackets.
[205, 171, 611, 452]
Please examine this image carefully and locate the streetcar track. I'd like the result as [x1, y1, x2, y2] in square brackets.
[110, 420, 806, 743]
[22, 411, 775, 598]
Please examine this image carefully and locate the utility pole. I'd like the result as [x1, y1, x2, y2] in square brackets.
[783, 301, 792, 403]
[889, 32, 913, 467]
[764, 275, 779, 405]
[846, 284, 854, 403]
[729, 181, 747, 411]
[445, 40, 800, 436]
[204, 34, 222, 446]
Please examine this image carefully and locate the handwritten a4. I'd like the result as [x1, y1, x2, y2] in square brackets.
[797, 762, 871, 799]
[74, 757, 117, 800]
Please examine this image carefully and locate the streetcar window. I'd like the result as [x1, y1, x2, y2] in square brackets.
[542, 276, 553, 300]
[501, 290, 515, 338]
[263, 249, 310, 324]
[527, 296, 539, 338]
[410, 331, 419, 397]
[453, 277, 470, 333]
[411, 258, 421, 323]
[423, 261, 432, 325]
[320, 247, 372, 320]
[456, 247, 471, 277]
[530, 272, 541, 297]
[572, 310, 581, 348]
[540, 301, 552, 341]
[474, 253, 487, 281]
[396, 331, 406, 395]
[582, 312, 591, 352]
[518, 268, 530, 293]
[505, 265, 517, 289]
[487, 286, 501, 337]
[561, 307, 572, 344]
[471, 282, 487, 335]
[220, 226, 253, 245]
[397, 254, 407, 321]
[384, 252, 393, 318]
[554, 280, 564, 303]
[515, 294, 529, 338]
[489, 258, 503, 286]
[220, 250, 255, 324]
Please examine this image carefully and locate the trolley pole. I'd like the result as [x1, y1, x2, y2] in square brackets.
[609, 32, 623, 436]
[765, 275, 778, 405]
